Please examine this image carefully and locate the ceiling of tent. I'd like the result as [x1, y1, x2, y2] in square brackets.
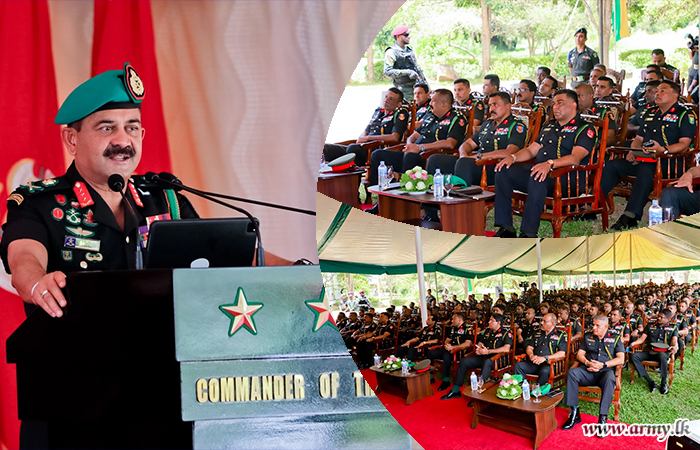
[317, 193, 700, 276]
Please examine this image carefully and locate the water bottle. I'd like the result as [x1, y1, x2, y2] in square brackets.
[470, 372, 478, 391]
[378, 161, 388, 189]
[374, 353, 381, 367]
[648, 199, 662, 226]
[433, 169, 444, 199]
[401, 358, 408, 375]
[522, 379, 531, 400]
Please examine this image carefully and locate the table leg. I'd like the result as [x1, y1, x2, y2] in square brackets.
[440, 200, 486, 235]
[470, 399, 481, 429]
[533, 409, 557, 449]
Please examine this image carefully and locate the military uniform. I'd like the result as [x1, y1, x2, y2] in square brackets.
[384, 44, 426, 102]
[346, 320, 377, 350]
[0, 163, 198, 316]
[370, 108, 466, 185]
[602, 102, 697, 220]
[398, 314, 420, 344]
[630, 81, 648, 110]
[560, 317, 583, 338]
[568, 45, 600, 88]
[452, 326, 513, 386]
[356, 321, 396, 367]
[427, 114, 527, 186]
[425, 323, 472, 381]
[629, 102, 656, 127]
[609, 321, 630, 340]
[495, 115, 597, 236]
[416, 100, 432, 123]
[397, 323, 443, 361]
[514, 328, 568, 385]
[323, 105, 409, 166]
[456, 94, 486, 125]
[630, 321, 678, 386]
[589, 102, 618, 138]
[565, 330, 624, 415]
[671, 314, 688, 353]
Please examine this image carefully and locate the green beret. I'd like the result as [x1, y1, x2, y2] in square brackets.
[55, 62, 145, 125]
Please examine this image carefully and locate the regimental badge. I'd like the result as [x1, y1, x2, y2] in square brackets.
[398, 113, 405, 121]
[65, 208, 81, 225]
[41, 179, 58, 187]
[19, 181, 43, 193]
[82, 209, 98, 227]
[587, 128, 594, 139]
[7, 193, 23, 206]
[219, 287, 264, 336]
[85, 252, 103, 263]
[516, 124, 524, 134]
[65, 226, 95, 238]
[62, 250, 73, 261]
[478, 103, 483, 110]
[51, 208, 64, 221]
[123, 62, 145, 101]
[55, 194, 67, 206]
[305, 287, 337, 332]
[459, 118, 465, 127]
[690, 115, 696, 125]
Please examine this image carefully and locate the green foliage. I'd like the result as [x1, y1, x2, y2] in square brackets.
[626, 0, 699, 34]
[618, 49, 653, 72]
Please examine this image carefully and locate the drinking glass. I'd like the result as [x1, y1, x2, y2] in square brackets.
[532, 383, 541, 403]
[476, 377, 484, 391]
[663, 207, 675, 223]
[444, 174, 454, 198]
[387, 166, 395, 184]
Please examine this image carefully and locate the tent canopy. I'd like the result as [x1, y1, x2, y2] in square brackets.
[317, 193, 700, 277]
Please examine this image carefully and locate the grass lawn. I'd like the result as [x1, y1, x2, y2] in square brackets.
[573, 347, 700, 424]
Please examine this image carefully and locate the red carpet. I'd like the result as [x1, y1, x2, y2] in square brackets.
[361, 369, 664, 450]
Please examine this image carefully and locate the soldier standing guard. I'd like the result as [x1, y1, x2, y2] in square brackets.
[568, 28, 600, 89]
[384, 25, 428, 103]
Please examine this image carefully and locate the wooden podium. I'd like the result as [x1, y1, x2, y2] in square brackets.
[7, 266, 411, 449]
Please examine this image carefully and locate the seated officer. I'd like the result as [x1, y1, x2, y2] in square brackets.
[629, 309, 679, 394]
[601, 80, 696, 230]
[562, 315, 625, 434]
[441, 314, 513, 400]
[516, 79, 541, 111]
[323, 87, 408, 166]
[426, 92, 527, 187]
[668, 301, 689, 358]
[577, 79, 617, 145]
[627, 80, 660, 135]
[514, 313, 567, 385]
[660, 165, 700, 218]
[453, 78, 485, 129]
[493, 89, 596, 238]
[679, 298, 697, 345]
[413, 83, 433, 129]
[397, 313, 442, 362]
[346, 312, 376, 351]
[356, 312, 396, 369]
[425, 312, 473, 391]
[369, 89, 466, 186]
[608, 308, 631, 345]
[557, 305, 583, 341]
[630, 69, 663, 114]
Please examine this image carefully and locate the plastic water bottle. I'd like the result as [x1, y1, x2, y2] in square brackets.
[401, 358, 409, 375]
[470, 372, 478, 391]
[522, 379, 531, 400]
[378, 161, 388, 189]
[433, 169, 444, 199]
[648, 199, 662, 226]
[374, 353, 381, 367]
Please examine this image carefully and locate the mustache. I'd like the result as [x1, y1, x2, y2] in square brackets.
[103, 144, 136, 158]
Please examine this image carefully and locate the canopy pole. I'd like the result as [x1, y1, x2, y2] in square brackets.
[501, 272, 504, 294]
[629, 234, 633, 286]
[414, 226, 428, 327]
[586, 237, 590, 290]
[434, 272, 439, 293]
[537, 239, 543, 305]
[613, 233, 617, 289]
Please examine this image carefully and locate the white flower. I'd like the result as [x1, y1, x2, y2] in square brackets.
[416, 181, 426, 190]
[405, 181, 413, 190]
[412, 166, 422, 173]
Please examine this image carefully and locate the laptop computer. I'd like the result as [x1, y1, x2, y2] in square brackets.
[144, 218, 258, 269]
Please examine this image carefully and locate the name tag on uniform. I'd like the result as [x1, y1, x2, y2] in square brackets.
[64, 236, 101, 251]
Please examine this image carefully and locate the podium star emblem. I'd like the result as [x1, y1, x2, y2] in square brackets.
[219, 287, 264, 336]
[305, 287, 337, 332]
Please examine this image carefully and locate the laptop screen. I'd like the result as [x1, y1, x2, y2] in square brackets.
[145, 218, 257, 269]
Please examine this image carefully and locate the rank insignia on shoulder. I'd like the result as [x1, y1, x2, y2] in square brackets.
[19, 181, 44, 193]
[7, 193, 23, 206]
[41, 179, 58, 187]
[516, 124, 524, 133]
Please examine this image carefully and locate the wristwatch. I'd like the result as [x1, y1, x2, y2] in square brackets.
[419, 145, 425, 152]
[547, 159, 555, 171]
[603, 361, 608, 369]
[544, 355, 549, 362]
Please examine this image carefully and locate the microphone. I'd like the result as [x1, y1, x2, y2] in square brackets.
[152, 172, 314, 216]
[144, 172, 265, 267]
[108, 174, 143, 270]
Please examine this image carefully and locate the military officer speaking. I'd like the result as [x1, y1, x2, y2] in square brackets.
[629, 308, 679, 395]
[562, 315, 625, 435]
[493, 89, 596, 238]
[568, 28, 600, 88]
[384, 25, 428, 102]
[514, 313, 567, 386]
[425, 312, 472, 391]
[397, 313, 442, 362]
[426, 91, 527, 187]
[441, 314, 513, 400]
[0, 63, 199, 321]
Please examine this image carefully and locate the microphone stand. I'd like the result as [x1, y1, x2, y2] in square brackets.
[108, 174, 143, 270]
[146, 174, 266, 267]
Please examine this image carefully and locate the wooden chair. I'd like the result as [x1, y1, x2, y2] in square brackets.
[660, 68, 680, 83]
[511, 103, 545, 147]
[606, 68, 626, 91]
[570, 361, 622, 422]
[513, 324, 571, 388]
[429, 321, 477, 382]
[507, 115, 611, 237]
[374, 324, 401, 358]
[628, 343, 675, 388]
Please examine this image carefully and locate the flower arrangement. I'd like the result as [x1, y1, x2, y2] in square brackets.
[400, 166, 433, 192]
[496, 373, 523, 400]
[382, 355, 402, 371]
